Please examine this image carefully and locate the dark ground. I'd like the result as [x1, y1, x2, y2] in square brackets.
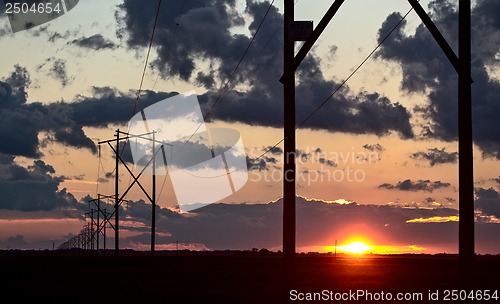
[1, 250, 499, 303]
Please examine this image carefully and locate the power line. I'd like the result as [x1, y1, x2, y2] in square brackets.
[222, 0, 300, 94]
[204, 0, 276, 122]
[253, 6, 414, 162]
[117, 0, 164, 162]
[170, 0, 277, 159]
[153, 0, 277, 206]
[297, 7, 413, 129]
[227, 18, 281, 93]
[132, 0, 162, 116]
[96, 144, 101, 195]
[116, 0, 163, 205]
[153, 0, 189, 203]
[149, 0, 188, 94]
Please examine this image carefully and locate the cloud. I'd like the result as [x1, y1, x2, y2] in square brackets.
[378, 179, 451, 192]
[410, 147, 458, 166]
[36, 57, 75, 87]
[0, 65, 96, 157]
[69, 34, 116, 50]
[0, 20, 12, 40]
[2, 0, 425, 158]
[116, 0, 414, 139]
[445, 197, 456, 202]
[475, 187, 500, 217]
[376, 0, 500, 157]
[0, 235, 29, 249]
[295, 149, 310, 162]
[263, 146, 283, 155]
[48, 29, 78, 43]
[0, 68, 181, 158]
[246, 156, 268, 171]
[406, 215, 458, 223]
[363, 143, 384, 152]
[319, 157, 336, 167]
[49, 58, 73, 87]
[0, 156, 78, 211]
[70, 87, 178, 128]
[246, 145, 345, 171]
[0, 64, 30, 107]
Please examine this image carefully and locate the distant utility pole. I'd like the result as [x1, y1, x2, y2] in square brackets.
[335, 239, 337, 258]
[114, 130, 120, 256]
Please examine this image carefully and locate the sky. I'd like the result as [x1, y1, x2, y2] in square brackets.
[0, 0, 499, 254]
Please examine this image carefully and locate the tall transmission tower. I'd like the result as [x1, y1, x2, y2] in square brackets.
[281, 0, 474, 290]
[98, 129, 166, 256]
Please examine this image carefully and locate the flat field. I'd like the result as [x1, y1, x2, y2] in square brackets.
[1, 251, 499, 303]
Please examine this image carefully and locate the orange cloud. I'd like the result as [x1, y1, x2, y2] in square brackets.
[406, 216, 459, 223]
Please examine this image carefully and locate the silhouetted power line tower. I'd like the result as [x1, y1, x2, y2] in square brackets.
[58, 195, 112, 254]
[87, 194, 113, 255]
[281, 0, 474, 287]
[98, 129, 166, 256]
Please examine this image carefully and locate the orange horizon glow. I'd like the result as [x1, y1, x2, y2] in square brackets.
[337, 241, 372, 254]
[321, 236, 428, 255]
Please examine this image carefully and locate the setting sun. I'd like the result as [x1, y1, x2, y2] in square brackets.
[338, 241, 372, 254]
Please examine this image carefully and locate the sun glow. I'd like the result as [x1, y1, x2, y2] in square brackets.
[338, 241, 372, 254]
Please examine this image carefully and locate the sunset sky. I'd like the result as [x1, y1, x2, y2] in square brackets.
[0, 0, 499, 254]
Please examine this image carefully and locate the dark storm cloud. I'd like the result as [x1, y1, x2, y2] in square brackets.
[69, 34, 116, 50]
[0, 65, 95, 157]
[70, 87, 178, 128]
[376, 0, 500, 157]
[117, 0, 244, 79]
[116, 0, 414, 139]
[410, 147, 458, 166]
[0, 157, 78, 211]
[0, 64, 29, 107]
[378, 179, 451, 192]
[124, 198, 180, 222]
[475, 187, 500, 218]
[0, 153, 14, 164]
[0, 66, 181, 157]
